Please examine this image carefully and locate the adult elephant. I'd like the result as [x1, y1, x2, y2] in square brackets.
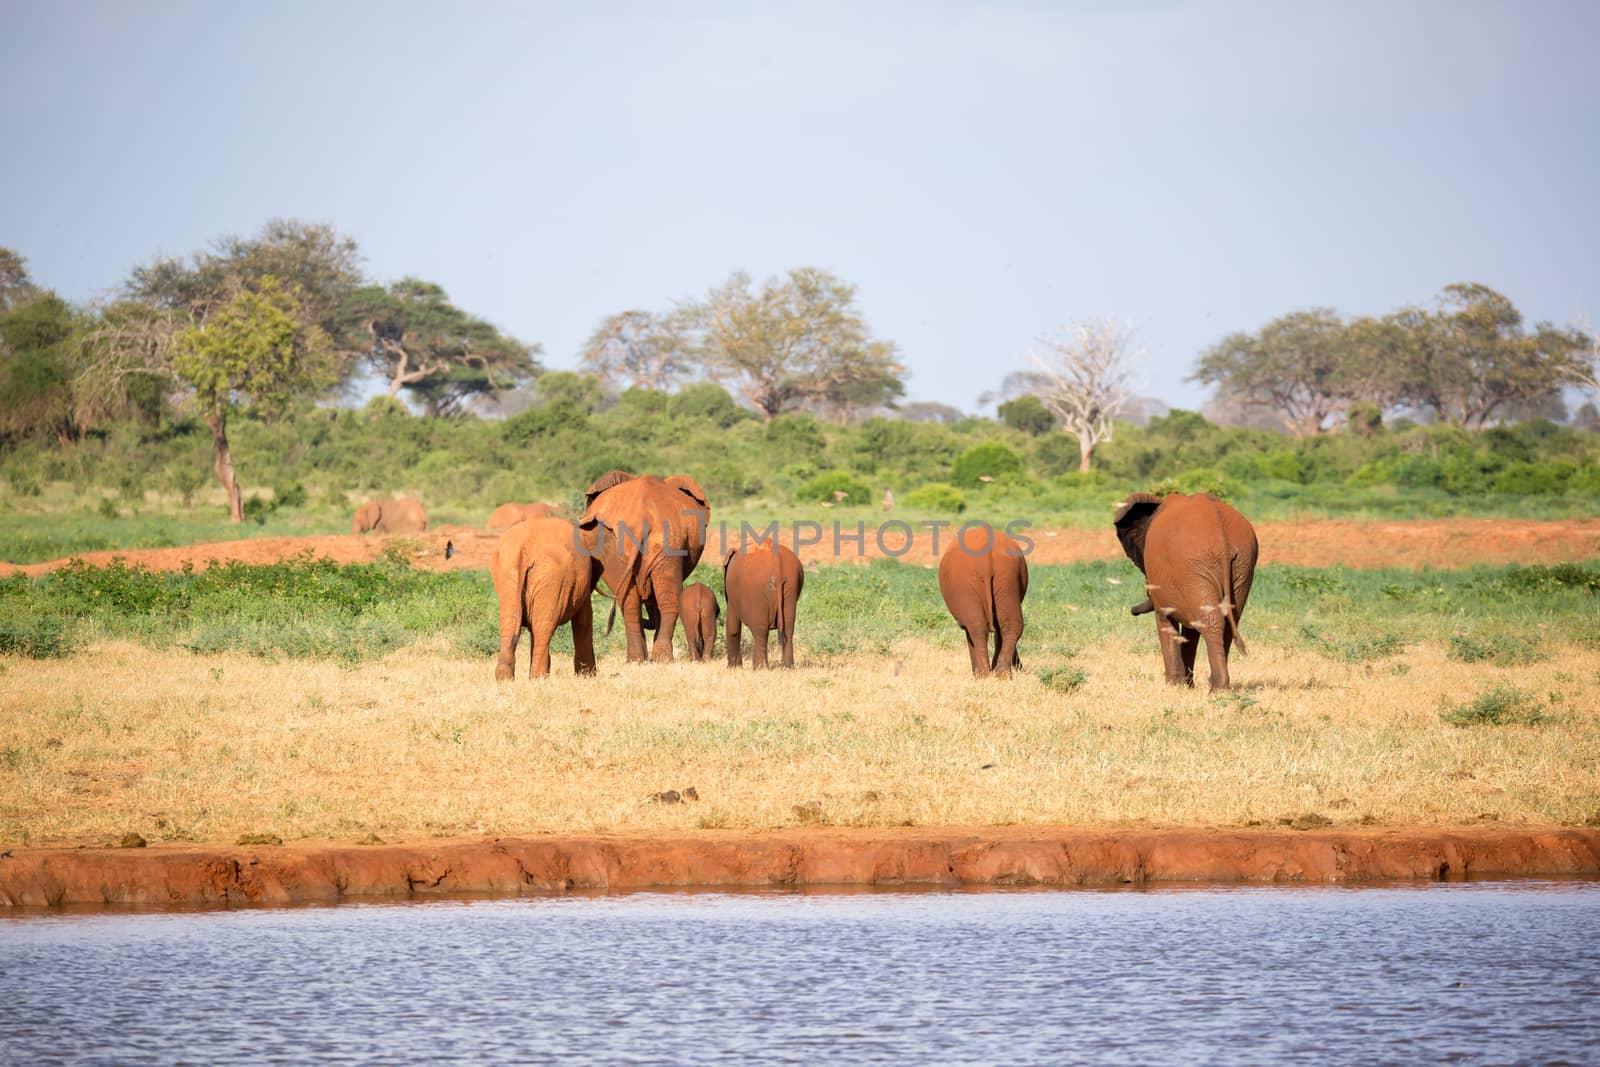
[352, 497, 428, 534]
[1113, 492, 1258, 691]
[492, 517, 603, 680]
[487, 501, 560, 530]
[576, 470, 711, 663]
[937, 523, 1028, 677]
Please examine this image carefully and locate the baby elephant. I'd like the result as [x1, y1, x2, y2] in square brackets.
[1114, 492, 1258, 691]
[491, 518, 603, 680]
[352, 497, 428, 535]
[678, 582, 721, 662]
[722, 540, 804, 669]
[937, 523, 1029, 677]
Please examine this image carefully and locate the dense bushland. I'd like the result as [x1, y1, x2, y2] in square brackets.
[2, 393, 1597, 561]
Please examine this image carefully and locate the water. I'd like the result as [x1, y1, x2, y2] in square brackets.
[2, 882, 1598, 1065]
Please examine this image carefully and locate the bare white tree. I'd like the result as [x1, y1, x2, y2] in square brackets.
[1022, 318, 1142, 471]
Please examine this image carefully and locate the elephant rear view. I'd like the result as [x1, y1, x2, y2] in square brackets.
[1114, 492, 1258, 691]
[491, 517, 602, 679]
[352, 497, 429, 535]
[723, 539, 804, 669]
[937, 523, 1028, 677]
[678, 582, 720, 662]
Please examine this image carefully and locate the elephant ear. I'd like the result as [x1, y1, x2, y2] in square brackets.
[722, 546, 739, 572]
[665, 474, 709, 508]
[583, 470, 636, 509]
[1113, 492, 1163, 573]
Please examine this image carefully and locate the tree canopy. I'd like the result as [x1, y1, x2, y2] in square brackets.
[345, 277, 540, 416]
[681, 267, 906, 422]
[578, 309, 689, 393]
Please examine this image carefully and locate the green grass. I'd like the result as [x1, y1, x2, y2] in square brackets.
[1440, 685, 1549, 727]
[1, 555, 1595, 668]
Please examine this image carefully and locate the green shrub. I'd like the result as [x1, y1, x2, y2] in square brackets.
[902, 483, 967, 513]
[1299, 625, 1403, 662]
[1251, 450, 1310, 484]
[765, 414, 826, 454]
[997, 396, 1057, 435]
[1440, 685, 1547, 727]
[1490, 459, 1578, 495]
[1446, 633, 1546, 665]
[1038, 665, 1087, 693]
[950, 442, 1023, 488]
[668, 382, 751, 428]
[796, 471, 871, 506]
[1150, 467, 1246, 500]
[0, 614, 74, 658]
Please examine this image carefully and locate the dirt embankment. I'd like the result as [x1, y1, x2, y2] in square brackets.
[3, 827, 1597, 908]
[4, 518, 1598, 577]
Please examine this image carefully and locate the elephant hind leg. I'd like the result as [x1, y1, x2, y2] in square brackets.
[964, 627, 991, 677]
[726, 611, 742, 668]
[572, 599, 597, 676]
[750, 626, 771, 670]
[1205, 626, 1232, 691]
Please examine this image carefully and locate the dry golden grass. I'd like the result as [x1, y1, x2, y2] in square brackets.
[2, 637, 1598, 847]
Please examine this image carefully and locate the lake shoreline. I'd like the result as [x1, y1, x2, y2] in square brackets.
[4, 825, 1598, 909]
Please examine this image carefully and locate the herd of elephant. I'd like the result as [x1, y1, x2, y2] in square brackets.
[352, 472, 1260, 691]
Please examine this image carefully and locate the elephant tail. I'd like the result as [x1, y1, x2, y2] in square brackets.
[1221, 553, 1247, 656]
[604, 533, 645, 638]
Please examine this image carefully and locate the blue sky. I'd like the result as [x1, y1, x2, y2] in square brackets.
[4, 0, 1597, 413]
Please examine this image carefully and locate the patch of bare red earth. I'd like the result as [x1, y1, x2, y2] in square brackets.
[2, 827, 1598, 908]
[3, 518, 1599, 577]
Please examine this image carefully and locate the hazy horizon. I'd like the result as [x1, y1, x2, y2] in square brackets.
[4, 0, 1597, 415]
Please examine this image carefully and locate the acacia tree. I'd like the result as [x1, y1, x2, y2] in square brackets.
[578, 309, 689, 393]
[1190, 309, 1376, 437]
[345, 278, 539, 415]
[684, 267, 906, 422]
[1383, 284, 1588, 428]
[171, 277, 337, 521]
[1015, 318, 1141, 471]
[126, 219, 364, 380]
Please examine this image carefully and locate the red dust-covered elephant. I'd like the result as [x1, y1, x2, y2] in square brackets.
[722, 539, 804, 669]
[576, 470, 711, 663]
[352, 497, 428, 534]
[486, 501, 560, 530]
[1114, 492, 1258, 691]
[491, 517, 603, 679]
[937, 523, 1028, 677]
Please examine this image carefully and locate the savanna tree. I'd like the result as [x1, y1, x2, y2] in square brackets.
[1008, 318, 1141, 471]
[684, 267, 906, 422]
[1381, 284, 1588, 428]
[579, 309, 689, 393]
[171, 277, 338, 520]
[84, 277, 336, 521]
[345, 277, 540, 415]
[1190, 309, 1378, 437]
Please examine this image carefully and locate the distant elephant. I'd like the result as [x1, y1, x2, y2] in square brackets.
[491, 517, 603, 680]
[1114, 492, 1258, 691]
[486, 501, 560, 530]
[678, 582, 720, 662]
[937, 523, 1028, 677]
[577, 470, 711, 663]
[723, 539, 804, 669]
[352, 497, 428, 534]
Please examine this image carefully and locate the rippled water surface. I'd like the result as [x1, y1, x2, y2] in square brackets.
[3, 882, 1598, 1064]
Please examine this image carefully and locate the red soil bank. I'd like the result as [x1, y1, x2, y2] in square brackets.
[3, 827, 1597, 909]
